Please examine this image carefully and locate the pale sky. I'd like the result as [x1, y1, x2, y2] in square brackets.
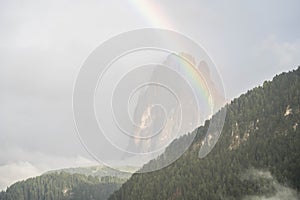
[0, 0, 300, 190]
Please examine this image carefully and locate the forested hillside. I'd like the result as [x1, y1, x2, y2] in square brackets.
[0, 171, 127, 200]
[109, 67, 300, 200]
[44, 165, 135, 180]
[1, 67, 299, 200]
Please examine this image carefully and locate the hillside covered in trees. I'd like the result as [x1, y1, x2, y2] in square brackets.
[0, 67, 299, 200]
[108, 67, 300, 200]
[0, 168, 130, 200]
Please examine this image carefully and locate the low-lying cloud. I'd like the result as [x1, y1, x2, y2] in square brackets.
[242, 168, 299, 200]
[0, 147, 97, 191]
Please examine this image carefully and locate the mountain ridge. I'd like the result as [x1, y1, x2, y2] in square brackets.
[1, 67, 299, 200]
[108, 66, 300, 200]
[0, 165, 136, 200]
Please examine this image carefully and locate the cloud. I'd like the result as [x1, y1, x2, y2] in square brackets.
[0, 146, 98, 191]
[0, 161, 41, 191]
[0, 0, 300, 193]
[256, 35, 300, 70]
[242, 168, 299, 200]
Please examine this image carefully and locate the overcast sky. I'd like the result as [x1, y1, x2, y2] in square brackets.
[0, 0, 300, 190]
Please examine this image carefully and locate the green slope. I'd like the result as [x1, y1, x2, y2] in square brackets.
[1, 67, 299, 200]
[0, 165, 135, 200]
[108, 67, 300, 200]
[44, 165, 137, 180]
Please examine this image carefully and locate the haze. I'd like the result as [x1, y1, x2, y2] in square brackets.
[0, 0, 300, 190]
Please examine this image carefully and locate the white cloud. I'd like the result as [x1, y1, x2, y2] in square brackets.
[0, 161, 41, 191]
[242, 168, 299, 200]
[1, 0, 300, 193]
[244, 183, 299, 200]
[257, 35, 300, 69]
[0, 147, 98, 191]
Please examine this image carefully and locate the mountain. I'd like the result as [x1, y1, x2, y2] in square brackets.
[122, 53, 226, 171]
[44, 165, 137, 179]
[0, 165, 136, 200]
[1, 67, 299, 200]
[108, 67, 300, 200]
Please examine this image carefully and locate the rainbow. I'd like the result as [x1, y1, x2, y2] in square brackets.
[174, 54, 214, 112]
[129, 0, 214, 114]
[129, 0, 174, 29]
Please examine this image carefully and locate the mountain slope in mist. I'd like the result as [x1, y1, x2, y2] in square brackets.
[0, 166, 134, 200]
[109, 67, 300, 200]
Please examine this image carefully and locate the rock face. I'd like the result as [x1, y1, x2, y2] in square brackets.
[125, 53, 225, 166]
[109, 67, 300, 200]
